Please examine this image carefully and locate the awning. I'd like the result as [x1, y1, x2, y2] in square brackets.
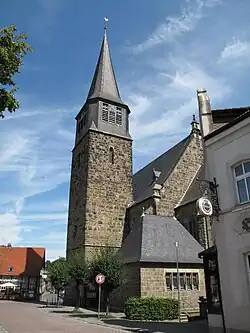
[198, 245, 217, 259]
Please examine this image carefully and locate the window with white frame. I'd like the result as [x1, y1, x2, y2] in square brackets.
[165, 272, 199, 291]
[246, 253, 250, 285]
[234, 161, 250, 204]
[102, 102, 123, 126]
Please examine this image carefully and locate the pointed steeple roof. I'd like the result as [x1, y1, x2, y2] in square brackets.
[87, 26, 124, 105]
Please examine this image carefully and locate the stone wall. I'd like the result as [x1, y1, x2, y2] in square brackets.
[67, 129, 133, 259]
[110, 263, 141, 310]
[66, 134, 89, 253]
[85, 130, 133, 251]
[156, 135, 203, 216]
[124, 198, 155, 239]
[140, 265, 205, 310]
[175, 201, 213, 249]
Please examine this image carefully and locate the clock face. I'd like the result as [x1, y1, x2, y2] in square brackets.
[197, 197, 213, 216]
[202, 200, 212, 213]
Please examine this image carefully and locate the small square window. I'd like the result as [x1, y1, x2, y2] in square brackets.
[244, 162, 250, 174]
[8, 267, 13, 272]
[235, 164, 243, 177]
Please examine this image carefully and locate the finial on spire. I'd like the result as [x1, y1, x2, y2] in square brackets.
[191, 114, 200, 136]
[104, 17, 108, 32]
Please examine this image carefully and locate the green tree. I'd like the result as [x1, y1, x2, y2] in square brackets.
[90, 247, 125, 315]
[47, 257, 69, 307]
[0, 24, 32, 118]
[68, 251, 90, 311]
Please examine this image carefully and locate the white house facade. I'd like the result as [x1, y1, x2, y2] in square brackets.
[198, 89, 250, 333]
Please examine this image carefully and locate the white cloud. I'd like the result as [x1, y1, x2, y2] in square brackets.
[126, 58, 230, 147]
[0, 197, 24, 245]
[0, 107, 73, 206]
[130, 0, 222, 54]
[220, 38, 250, 61]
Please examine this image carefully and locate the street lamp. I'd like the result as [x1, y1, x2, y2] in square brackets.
[175, 241, 181, 323]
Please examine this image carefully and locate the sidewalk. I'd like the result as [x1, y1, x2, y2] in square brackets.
[39, 305, 209, 333]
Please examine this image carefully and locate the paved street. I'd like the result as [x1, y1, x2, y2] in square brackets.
[0, 301, 124, 333]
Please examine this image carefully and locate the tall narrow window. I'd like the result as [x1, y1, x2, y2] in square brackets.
[186, 273, 192, 290]
[180, 273, 185, 290]
[246, 253, 250, 285]
[77, 154, 81, 169]
[172, 273, 178, 290]
[109, 147, 114, 164]
[192, 273, 199, 290]
[235, 161, 250, 204]
[165, 273, 172, 290]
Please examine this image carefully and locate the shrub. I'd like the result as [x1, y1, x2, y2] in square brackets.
[124, 297, 178, 321]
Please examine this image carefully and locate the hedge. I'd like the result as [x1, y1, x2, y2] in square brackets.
[124, 297, 178, 321]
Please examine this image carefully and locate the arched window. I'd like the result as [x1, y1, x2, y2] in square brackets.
[109, 147, 114, 164]
[234, 161, 250, 203]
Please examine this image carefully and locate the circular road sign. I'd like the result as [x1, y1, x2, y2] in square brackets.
[95, 273, 105, 285]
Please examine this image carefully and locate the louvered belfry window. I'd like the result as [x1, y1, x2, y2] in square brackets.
[102, 102, 123, 126]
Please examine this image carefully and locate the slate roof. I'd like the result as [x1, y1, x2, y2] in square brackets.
[0, 246, 45, 276]
[178, 165, 205, 207]
[121, 215, 204, 264]
[87, 30, 124, 105]
[132, 136, 191, 204]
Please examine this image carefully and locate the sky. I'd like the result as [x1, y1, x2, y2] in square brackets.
[1, 0, 250, 260]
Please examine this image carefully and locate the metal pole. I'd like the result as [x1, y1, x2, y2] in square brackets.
[98, 284, 101, 319]
[175, 241, 181, 323]
[205, 216, 210, 249]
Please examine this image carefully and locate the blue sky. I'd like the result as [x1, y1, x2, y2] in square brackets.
[1, 0, 250, 260]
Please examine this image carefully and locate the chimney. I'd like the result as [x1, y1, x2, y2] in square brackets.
[197, 89, 213, 137]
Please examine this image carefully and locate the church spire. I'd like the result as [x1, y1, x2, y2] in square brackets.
[87, 18, 124, 105]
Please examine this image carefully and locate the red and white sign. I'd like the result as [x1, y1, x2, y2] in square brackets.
[95, 273, 105, 285]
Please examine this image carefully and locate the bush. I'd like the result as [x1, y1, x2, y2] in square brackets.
[124, 297, 178, 321]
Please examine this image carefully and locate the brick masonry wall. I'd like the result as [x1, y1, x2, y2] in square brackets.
[156, 135, 203, 217]
[140, 266, 205, 310]
[175, 201, 213, 249]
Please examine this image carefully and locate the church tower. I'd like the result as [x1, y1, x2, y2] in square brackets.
[66, 23, 133, 259]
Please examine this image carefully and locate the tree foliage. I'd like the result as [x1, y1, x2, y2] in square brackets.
[47, 257, 69, 305]
[90, 247, 125, 314]
[68, 251, 90, 309]
[0, 24, 32, 117]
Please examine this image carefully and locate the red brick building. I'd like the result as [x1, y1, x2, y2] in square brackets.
[0, 245, 45, 300]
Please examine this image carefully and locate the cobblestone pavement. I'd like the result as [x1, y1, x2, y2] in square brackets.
[0, 301, 125, 333]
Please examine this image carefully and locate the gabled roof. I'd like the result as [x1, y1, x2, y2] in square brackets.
[121, 215, 203, 264]
[177, 165, 205, 207]
[132, 136, 191, 204]
[205, 108, 250, 141]
[87, 30, 124, 105]
[0, 246, 45, 276]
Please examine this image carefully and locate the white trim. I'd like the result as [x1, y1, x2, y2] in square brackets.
[234, 161, 250, 204]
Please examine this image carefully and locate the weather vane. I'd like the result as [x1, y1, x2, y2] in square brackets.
[104, 17, 108, 31]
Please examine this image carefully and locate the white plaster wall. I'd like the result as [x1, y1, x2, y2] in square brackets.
[208, 314, 223, 329]
[205, 116, 250, 332]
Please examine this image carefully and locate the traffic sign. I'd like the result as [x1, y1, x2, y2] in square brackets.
[95, 273, 105, 285]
